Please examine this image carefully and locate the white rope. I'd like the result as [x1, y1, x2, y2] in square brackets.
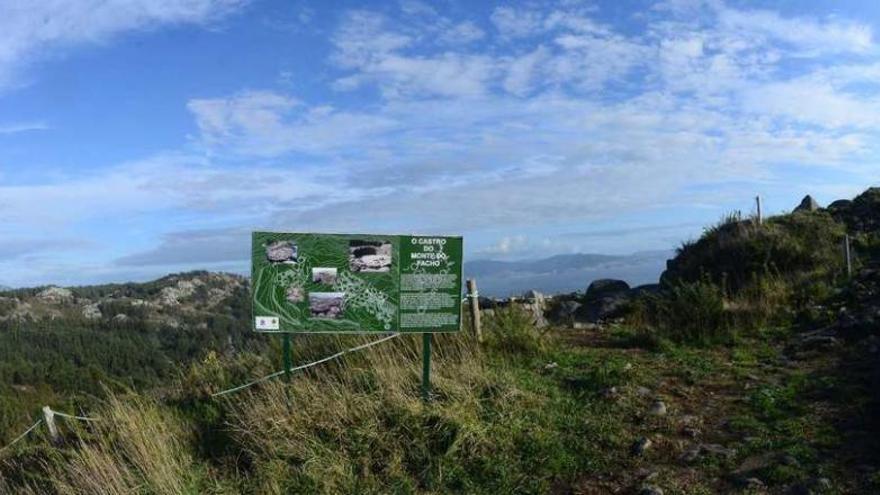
[0, 419, 42, 454]
[212, 333, 400, 398]
[52, 410, 100, 422]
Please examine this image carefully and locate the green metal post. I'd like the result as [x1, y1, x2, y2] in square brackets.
[283, 333, 292, 382]
[422, 333, 432, 402]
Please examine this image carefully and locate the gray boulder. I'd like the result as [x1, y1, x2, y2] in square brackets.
[519, 291, 549, 328]
[475, 296, 498, 309]
[631, 284, 661, 298]
[37, 286, 74, 304]
[586, 279, 631, 299]
[548, 300, 581, 324]
[82, 303, 102, 320]
[577, 279, 632, 323]
[827, 199, 851, 212]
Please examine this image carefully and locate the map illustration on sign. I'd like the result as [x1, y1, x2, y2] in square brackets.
[252, 232, 463, 333]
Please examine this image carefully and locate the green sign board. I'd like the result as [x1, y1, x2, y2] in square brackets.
[251, 232, 463, 333]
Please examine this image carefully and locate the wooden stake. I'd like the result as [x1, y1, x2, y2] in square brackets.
[467, 279, 482, 343]
[756, 195, 763, 225]
[42, 406, 59, 444]
[845, 235, 853, 278]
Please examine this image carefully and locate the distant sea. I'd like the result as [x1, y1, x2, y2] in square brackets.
[464, 250, 673, 298]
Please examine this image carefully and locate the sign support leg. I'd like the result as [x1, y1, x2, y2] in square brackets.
[421, 333, 432, 402]
[283, 333, 292, 382]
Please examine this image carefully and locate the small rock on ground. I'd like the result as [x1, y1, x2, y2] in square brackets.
[649, 400, 668, 416]
[740, 477, 765, 489]
[631, 437, 653, 456]
[813, 477, 832, 492]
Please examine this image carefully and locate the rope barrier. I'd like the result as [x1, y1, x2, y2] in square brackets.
[0, 419, 42, 454]
[1, 334, 402, 449]
[52, 411, 100, 422]
[211, 370, 287, 398]
[212, 333, 401, 398]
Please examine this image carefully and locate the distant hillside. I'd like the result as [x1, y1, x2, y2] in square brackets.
[465, 250, 673, 297]
[0, 271, 266, 443]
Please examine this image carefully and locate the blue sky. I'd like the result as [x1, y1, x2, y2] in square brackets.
[0, 0, 878, 287]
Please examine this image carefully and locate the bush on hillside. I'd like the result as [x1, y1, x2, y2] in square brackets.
[483, 305, 546, 356]
[662, 210, 847, 295]
[634, 278, 732, 346]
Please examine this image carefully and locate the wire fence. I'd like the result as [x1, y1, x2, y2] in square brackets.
[1, 332, 403, 453]
[212, 332, 400, 397]
[0, 419, 43, 455]
[52, 411, 100, 422]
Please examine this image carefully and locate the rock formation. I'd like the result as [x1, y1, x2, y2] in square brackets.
[794, 195, 821, 212]
[266, 241, 298, 263]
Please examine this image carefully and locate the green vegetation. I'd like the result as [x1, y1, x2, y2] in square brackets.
[664, 210, 846, 293]
[2, 188, 879, 493]
[3, 311, 875, 493]
[634, 207, 856, 346]
[0, 274, 267, 447]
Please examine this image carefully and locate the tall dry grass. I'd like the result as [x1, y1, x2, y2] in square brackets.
[47, 395, 197, 495]
[17, 321, 543, 494]
[224, 331, 522, 493]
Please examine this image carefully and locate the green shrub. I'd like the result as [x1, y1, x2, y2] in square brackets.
[639, 279, 731, 346]
[483, 305, 545, 356]
[664, 210, 846, 294]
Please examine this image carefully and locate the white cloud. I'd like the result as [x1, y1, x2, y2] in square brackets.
[330, 11, 496, 98]
[398, 0, 437, 18]
[331, 10, 412, 69]
[478, 235, 529, 256]
[741, 79, 880, 129]
[490, 6, 544, 38]
[548, 33, 648, 91]
[437, 21, 485, 45]
[4, 0, 880, 285]
[717, 6, 874, 55]
[188, 90, 399, 156]
[0, 0, 247, 89]
[503, 46, 549, 96]
[0, 153, 337, 234]
[0, 121, 48, 134]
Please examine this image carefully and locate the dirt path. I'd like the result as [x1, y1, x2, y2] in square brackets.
[558, 325, 879, 494]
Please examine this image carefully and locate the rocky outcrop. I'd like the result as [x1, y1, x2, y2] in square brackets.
[520, 290, 549, 328]
[575, 279, 632, 323]
[548, 300, 581, 324]
[82, 303, 102, 320]
[794, 195, 821, 212]
[36, 286, 74, 304]
[586, 279, 631, 297]
[828, 187, 880, 234]
[158, 279, 203, 306]
[630, 284, 661, 298]
[266, 241, 297, 263]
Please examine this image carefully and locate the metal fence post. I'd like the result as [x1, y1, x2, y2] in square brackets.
[421, 333, 432, 402]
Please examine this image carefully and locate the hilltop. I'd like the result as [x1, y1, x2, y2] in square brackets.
[0, 187, 878, 494]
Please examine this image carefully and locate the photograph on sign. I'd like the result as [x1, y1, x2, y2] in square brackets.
[265, 240, 298, 264]
[312, 267, 338, 285]
[309, 292, 346, 319]
[252, 232, 463, 333]
[349, 240, 393, 272]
